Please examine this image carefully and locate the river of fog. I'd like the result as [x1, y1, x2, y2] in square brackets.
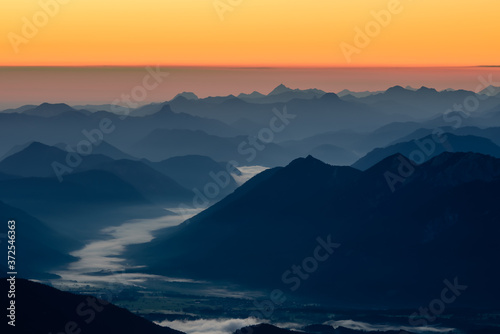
[51, 211, 201, 288]
[50, 167, 268, 290]
[155, 318, 454, 334]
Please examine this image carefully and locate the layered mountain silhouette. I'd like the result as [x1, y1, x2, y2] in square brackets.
[278, 121, 433, 157]
[79, 159, 193, 206]
[353, 133, 500, 170]
[22, 102, 77, 117]
[0, 201, 80, 278]
[350, 86, 500, 119]
[146, 155, 241, 199]
[0, 141, 195, 204]
[63, 140, 138, 161]
[1, 87, 500, 317]
[393, 126, 500, 147]
[3, 86, 498, 159]
[0, 142, 113, 178]
[0, 104, 240, 158]
[132, 128, 296, 165]
[0, 279, 183, 334]
[307, 144, 359, 166]
[130, 152, 500, 308]
[237, 84, 326, 103]
[0, 169, 170, 237]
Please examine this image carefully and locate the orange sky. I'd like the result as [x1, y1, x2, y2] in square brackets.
[1, 0, 499, 67]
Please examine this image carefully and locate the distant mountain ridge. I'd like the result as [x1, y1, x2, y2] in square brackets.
[352, 133, 500, 170]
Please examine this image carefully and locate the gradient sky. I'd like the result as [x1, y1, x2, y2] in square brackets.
[1, 0, 499, 67]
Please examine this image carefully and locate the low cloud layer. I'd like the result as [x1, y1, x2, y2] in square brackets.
[326, 320, 455, 334]
[232, 166, 269, 185]
[157, 318, 261, 334]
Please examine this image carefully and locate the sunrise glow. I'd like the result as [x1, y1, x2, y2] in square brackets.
[1, 0, 499, 67]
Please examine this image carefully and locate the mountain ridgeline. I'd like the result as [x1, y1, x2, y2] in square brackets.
[1, 84, 500, 330]
[130, 152, 500, 309]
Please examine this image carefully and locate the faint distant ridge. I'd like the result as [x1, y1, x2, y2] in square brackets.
[0, 141, 112, 178]
[0, 104, 37, 114]
[173, 92, 199, 100]
[337, 89, 383, 98]
[237, 91, 266, 99]
[352, 133, 500, 170]
[268, 83, 324, 96]
[268, 83, 294, 95]
[479, 85, 500, 96]
[23, 102, 75, 117]
[237, 84, 325, 103]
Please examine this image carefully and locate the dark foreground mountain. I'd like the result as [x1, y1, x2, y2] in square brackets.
[0, 279, 183, 334]
[130, 152, 500, 309]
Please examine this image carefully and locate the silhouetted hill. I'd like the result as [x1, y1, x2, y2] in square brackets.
[144, 105, 238, 135]
[0, 279, 183, 334]
[131, 153, 500, 308]
[394, 126, 500, 147]
[132, 129, 295, 166]
[173, 92, 199, 100]
[79, 140, 138, 160]
[22, 102, 76, 117]
[237, 91, 266, 100]
[82, 159, 193, 206]
[279, 122, 425, 157]
[479, 85, 500, 96]
[147, 155, 241, 199]
[0, 142, 113, 178]
[352, 86, 500, 119]
[236, 84, 326, 103]
[72, 103, 130, 114]
[0, 201, 80, 278]
[1, 104, 37, 113]
[0, 141, 39, 160]
[168, 92, 404, 140]
[0, 104, 241, 158]
[352, 133, 500, 170]
[337, 89, 383, 98]
[307, 144, 359, 166]
[0, 170, 170, 237]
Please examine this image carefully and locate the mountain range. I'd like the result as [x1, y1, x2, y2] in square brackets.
[129, 152, 500, 309]
[352, 133, 500, 170]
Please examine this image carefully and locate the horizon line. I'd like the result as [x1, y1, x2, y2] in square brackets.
[0, 65, 497, 69]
